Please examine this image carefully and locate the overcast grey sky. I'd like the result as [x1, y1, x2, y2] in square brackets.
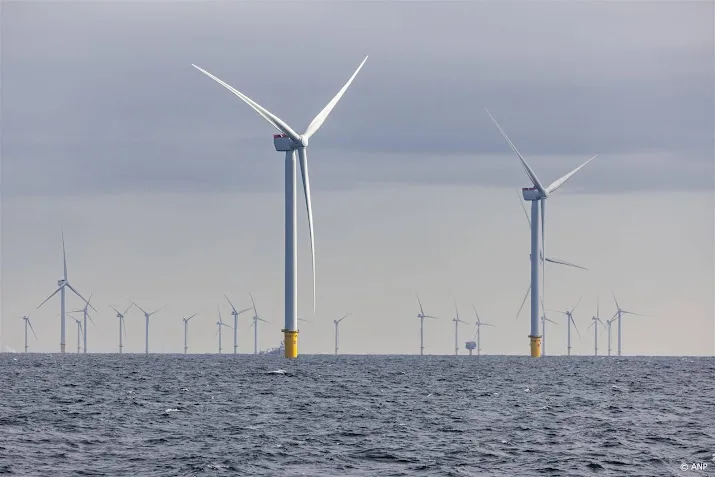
[1, 1, 713, 356]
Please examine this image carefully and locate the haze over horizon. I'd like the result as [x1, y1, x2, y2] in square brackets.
[1, 1, 713, 356]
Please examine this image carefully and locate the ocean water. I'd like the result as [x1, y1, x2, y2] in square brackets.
[0, 355, 713, 476]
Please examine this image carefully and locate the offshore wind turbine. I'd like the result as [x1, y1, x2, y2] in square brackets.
[248, 292, 269, 355]
[333, 313, 352, 356]
[452, 302, 468, 356]
[70, 316, 83, 354]
[215, 306, 231, 354]
[488, 110, 597, 357]
[70, 291, 96, 354]
[416, 295, 439, 356]
[611, 293, 645, 356]
[130, 301, 164, 354]
[21, 315, 38, 353]
[110, 304, 131, 354]
[588, 299, 606, 356]
[225, 295, 251, 355]
[36, 232, 95, 353]
[606, 315, 616, 356]
[471, 305, 494, 357]
[548, 297, 582, 356]
[540, 313, 558, 357]
[192, 56, 368, 359]
[181, 313, 198, 354]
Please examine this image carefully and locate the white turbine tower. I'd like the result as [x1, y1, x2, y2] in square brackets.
[416, 295, 438, 356]
[452, 302, 468, 356]
[548, 297, 582, 356]
[21, 315, 38, 353]
[472, 305, 495, 357]
[333, 313, 352, 356]
[70, 291, 96, 354]
[216, 306, 231, 354]
[36, 232, 95, 354]
[225, 295, 251, 355]
[110, 304, 131, 354]
[606, 315, 616, 356]
[487, 110, 597, 357]
[130, 301, 164, 354]
[248, 292, 269, 355]
[611, 292, 645, 356]
[181, 313, 198, 355]
[192, 56, 368, 359]
[588, 298, 606, 356]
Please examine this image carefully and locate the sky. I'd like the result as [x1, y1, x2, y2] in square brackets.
[1, 0, 713, 356]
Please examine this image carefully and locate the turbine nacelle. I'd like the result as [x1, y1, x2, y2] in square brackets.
[57, 279, 66, 287]
[522, 187, 545, 201]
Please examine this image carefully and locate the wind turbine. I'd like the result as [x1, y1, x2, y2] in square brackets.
[471, 305, 494, 357]
[215, 306, 232, 354]
[192, 56, 368, 359]
[248, 292, 269, 355]
[416, 295, 439, 356]
[181, 313, 198, 354]
[588, 298, 606, 356]
[548, 297, 582, 356]
[110, 304, 131, 354]
[70, 316, 83, 354]
[36, 232, 95, 353]
[611, 292, 645, 357]
[487, 110, 597, 357]
[224, 295, 251, 355]
[540, 312, 558, 357]
[452, 302, 468, 356]
[606, 315, 616, 356]
[70, 291, 96, 354]
[333, 313, 352, 356]
[129, 300, 164, 354]
[21, 315, 38, 353]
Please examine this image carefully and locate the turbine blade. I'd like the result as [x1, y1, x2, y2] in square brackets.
[485, 109, 546, 194]
[417, 294, 425, 316]
[297, 147, 316, 313]
[186, 313, 199, 321]
[249, 291, 258, 317]
[129, 300, 147, 316]
[571, 296, 583, 314]
[544, 257, 588, 271]
[37, 286, 62, 309]
[109, 305, 121, 315]
[424, 315, 439, 320]
[481, 323, 496, 327]
[303, 56, 368, 139]
[516, 283, 530, 320]
[67, 284, 97, 312]
[571, 316, 582, 339]
[28, 320, 38, 339]
[472, 304, 480, 324]
[257, 317, 270, 324]
[191, 64, 300, 141]
[122, 303, 134, 316]
[612, 291, 621, 311]
[237, 307, 252, 315]
[517, 189, 531, 230]
[545, 154, 599, 194]
[62, 229, 68, 280]
[149, 306, 165, 317]
[224, 294, 238, 313]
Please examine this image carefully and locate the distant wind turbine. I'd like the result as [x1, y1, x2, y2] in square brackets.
[488, 110, 597, 357]
[452, 302, 468, 356]
[70, 316, 83, 354]
[215, 306, 232, 354]
[70, 291, 96, 354]
[248, 292, 269, 354]
[333, 313, 352, 356]
[110, 304, 131, 354]
[192, 56, 368, 358]
[472, 305, 495, 357]
[548, 297, 582, 356]
[181, 313, 198, 354]
[130, 300, 165, 354]
[416, 295, 438, 356]
[588, 298, 606, 356]
[36, 231, 95, 354]
[611, 292, 646, 356]
[540, 299, 558, 357]
[21, 314, 38, 353]
[225, 294, 251, 354]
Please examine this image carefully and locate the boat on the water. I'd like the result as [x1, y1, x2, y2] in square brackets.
[260, 341, 284, 355]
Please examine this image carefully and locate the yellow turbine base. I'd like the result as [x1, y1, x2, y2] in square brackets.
[284, 330, 299, 358]
[529, 335, 542, 358]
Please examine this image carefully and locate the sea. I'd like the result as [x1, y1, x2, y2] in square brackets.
[0, 355, 713, 476]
